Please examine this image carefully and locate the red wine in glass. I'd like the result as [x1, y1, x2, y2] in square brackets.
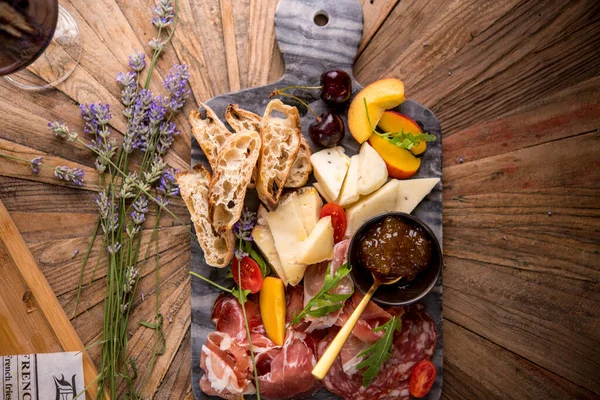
[0, 0, 81, 90]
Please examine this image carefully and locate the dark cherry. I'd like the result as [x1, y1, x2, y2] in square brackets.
[320, 70, 352, 105]
[309, 111, 345, 147]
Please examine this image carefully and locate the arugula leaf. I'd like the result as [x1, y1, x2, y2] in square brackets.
[291, 262, 353, 325]
[356, 316, 402, 387]
[244, 240, 271, 277]
[375, 130, 436, 150]
[363, 97, 436, 150]
[231, 286, 251, 304]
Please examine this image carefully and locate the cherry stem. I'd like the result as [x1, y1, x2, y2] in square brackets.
[276, 84, 323, 92]
[271, 91, 321, 120]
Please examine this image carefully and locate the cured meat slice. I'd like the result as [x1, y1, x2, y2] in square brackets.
[336, 291, 393, 343]
[302, 240, 354, 331]
[320, 304, 438, 400]
[257, 330, 318, 399]
[285, 284, 305, 324]
[212, 294, 262, 339]
[200, 332, 255, 399]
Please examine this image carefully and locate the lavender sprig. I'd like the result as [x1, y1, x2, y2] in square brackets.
[48, 122, 78, 142]
[129, 51, 146, 72]
[233, 209, 257, 242]
[163, 64, 190, 113]
[30, 156, 42, 174]
[152, 0, 175, 28]
[54, 166, 85, 186]
[157, 168, 179, 197]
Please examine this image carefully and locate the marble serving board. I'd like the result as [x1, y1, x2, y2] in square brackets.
[190, 0, 443, 399]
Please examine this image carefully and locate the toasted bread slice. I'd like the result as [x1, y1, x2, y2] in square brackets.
[225, 104, 262, 188]
[209, 130, 262, 231]
[189, 103, 232, 170]
[225, 104, 262, 133]
[285, 136, 312, 188]
[175, 165, 234, 267]
[256, 99, 302, 210]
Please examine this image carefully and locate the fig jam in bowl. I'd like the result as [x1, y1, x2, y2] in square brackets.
[348, 212, 442, 306]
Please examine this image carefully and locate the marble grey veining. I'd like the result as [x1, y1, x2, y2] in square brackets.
[191, 0, 442, 399]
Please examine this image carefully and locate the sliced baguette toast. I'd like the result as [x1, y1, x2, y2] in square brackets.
[189, 103, 232, 170]
[256, 99, 302, 210]
[209, 130, 262, 231]
[225, 104, 262, 133]
[175, 165, 234, 267]
[285, 136, 312, 188]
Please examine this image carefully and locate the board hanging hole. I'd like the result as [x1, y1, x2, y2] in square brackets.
[313, 10, 329, 27]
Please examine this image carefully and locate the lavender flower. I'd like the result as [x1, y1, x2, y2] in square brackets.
[107, 243, 122, 255]
[163, 64, 190, 113]
[96, 191, 111, 219]
[234, 248, 249, 260]
[148, 98, 167, 126]
[30, 156, 42, 174]
[117, 72, 138, 108]
[149, 38, 164, 52]
[123, 266, 139, 294]
[128, 51, 146, 72]
[130, 195, 148, 226]
[48, 121, 78, 142]
[143, 155, 166, 184]
[80, 103, 111, 136]
[233, 209, 257, 242]
[102, 213, 119, 234]
[152, 0, 175, 29]
[156, 196, 170, 208]
[156, 121, 178, 155]
[120, 172, 148, 199]
[54, 166, 85, 186]
[157, 168, 179, 197]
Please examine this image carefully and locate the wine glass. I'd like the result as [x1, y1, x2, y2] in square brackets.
[0, 0, 82, 91]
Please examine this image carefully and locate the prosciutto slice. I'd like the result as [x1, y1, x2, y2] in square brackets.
[212, 294, 263, 339]
[320, 304, 438, 400]
[257, 330, 319, 399]
[302, 240, 354, 331]
[336, 291, 393, 343]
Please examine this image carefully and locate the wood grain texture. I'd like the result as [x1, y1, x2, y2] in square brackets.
[0, 0, 598, 399]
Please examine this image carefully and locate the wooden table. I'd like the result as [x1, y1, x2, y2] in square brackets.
[0, 0, 598, 399]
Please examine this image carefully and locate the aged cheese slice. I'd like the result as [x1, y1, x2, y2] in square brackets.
[356, 142, 388, 196]
[265, 196, 308, 286]
[395, 178, 440, 213]
[294, 187, 323, 234]
[345, 180, 400, 237]
[295, 216, 334, 264]
[311, 147, 350, 202]
[252, 224, 288, 285]
[336, 155, 360, 207]
[313, 182, 335, 204]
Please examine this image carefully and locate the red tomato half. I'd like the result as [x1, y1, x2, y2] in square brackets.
[232, 256, 263, 293]
[320, 203, 347, 243]
[409, 360, 437, 398]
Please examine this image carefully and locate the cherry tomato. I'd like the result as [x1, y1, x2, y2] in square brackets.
[232, 256, 263, 293]
[320, 203, 347, 243]
[409, 360, 436, 398]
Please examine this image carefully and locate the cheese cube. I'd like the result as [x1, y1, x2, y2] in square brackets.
[252, 225, 288, 285]
[336, 155, 360, 207]
[395, 178, 440, 213]
[311, 147, 350, 202]
[295, 216, 334, 264]
[357, 142, 388, 196]
[345, 180, 400, 237]
[294, 187, 323, 234]
[265, 196, 308, 286]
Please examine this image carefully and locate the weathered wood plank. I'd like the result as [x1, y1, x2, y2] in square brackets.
[247, 0, 278, 87]
[155, 331, 193, 399]
[220, 0, 242, 91]
[444, 320, 598, 399]
[358, 0, 399, 55]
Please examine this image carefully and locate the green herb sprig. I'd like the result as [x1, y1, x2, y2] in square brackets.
[291, 262, 353, 325]
[363, 98, 436, 150]
[356, 316, 402, 387]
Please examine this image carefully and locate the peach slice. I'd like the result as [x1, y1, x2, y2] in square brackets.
[377, 110, 426, 155]
[348, 78, 405, 143]
[369, 133, 420, 179]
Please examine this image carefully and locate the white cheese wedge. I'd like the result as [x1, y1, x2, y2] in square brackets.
[313, 182, 335, 204]
[345, 180, 400, 237]
[336, 155, 360, 207]
[295, 216, 334, 264]
[396, 177, 440, 213]
[265, 195, 308, 286]
[294, 187, 323, 234]
[311, 147, 350, 202]
[252, 224, 288, 285]
[357, 142, 388, 196]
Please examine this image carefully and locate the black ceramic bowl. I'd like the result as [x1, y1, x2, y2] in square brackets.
[348, 212, 442, 306]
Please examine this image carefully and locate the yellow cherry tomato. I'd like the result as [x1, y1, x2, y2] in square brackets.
[259, 277, 286, 346]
